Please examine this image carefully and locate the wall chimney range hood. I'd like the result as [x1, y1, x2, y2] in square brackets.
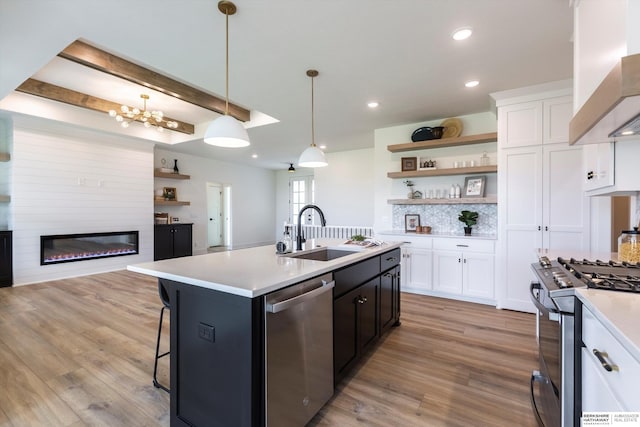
[569, 53, 640, 145]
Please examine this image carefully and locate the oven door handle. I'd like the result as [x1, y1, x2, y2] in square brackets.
[529, 282, 560, 316]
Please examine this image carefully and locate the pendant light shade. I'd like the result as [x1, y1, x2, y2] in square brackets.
[298, 69, 328, 168]
[204, 1, 250, 148]
[204, 115, 249, 147]
[298, 146, 327, 167]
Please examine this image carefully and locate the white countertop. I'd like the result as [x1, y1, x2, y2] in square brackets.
[576, 288, 640, 363]
[376, 230, 497, 240]
[127, 239, 402, 298]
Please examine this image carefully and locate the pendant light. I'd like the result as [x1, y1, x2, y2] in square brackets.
[298, 70, 328, 168]
[204, 1, 250, 148]
[288, 163, 296, 173]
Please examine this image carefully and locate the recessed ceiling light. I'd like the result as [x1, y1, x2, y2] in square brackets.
[367, 101, 379, 108]
[251, 154, 258, 158]
[319, 145, 327, 150]
[452, 27, 473, 41]
[465, 80, 479, 88]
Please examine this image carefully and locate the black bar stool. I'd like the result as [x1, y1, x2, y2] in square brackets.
[153, 282, 170, 392]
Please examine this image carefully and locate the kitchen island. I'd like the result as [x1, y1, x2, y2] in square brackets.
[128, 239, 402, 427]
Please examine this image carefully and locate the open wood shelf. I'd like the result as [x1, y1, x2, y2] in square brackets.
[387, 132, 497, 153]
[388, 165, 497, 179]
[154, 170, 190, 180]
[154, 200, 191, 206]
[388, 196, 497, 205]
[0, 153, 9, 162]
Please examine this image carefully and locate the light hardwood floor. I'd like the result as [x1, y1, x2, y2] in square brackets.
[0, 270, 538, 426]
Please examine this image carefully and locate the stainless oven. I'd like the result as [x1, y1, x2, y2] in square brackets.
[530, 259, 577, 427]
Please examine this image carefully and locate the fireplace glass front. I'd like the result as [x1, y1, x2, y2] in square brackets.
[41, 231, 139, 265]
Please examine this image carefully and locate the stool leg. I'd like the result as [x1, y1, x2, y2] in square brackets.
[153, 306, 170, 392]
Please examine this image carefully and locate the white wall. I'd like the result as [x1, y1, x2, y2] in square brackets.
[154, 148, 276, 252]
[373, 112, 498, 232]
[573, 0, 627, 110]
[11, 116, 154, 285]
[315, 149, 375, 226]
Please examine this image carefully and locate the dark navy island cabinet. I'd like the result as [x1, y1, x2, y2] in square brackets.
[0, 230, 12, 287]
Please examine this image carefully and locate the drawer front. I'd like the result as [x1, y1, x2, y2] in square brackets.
[582, 306, 640, 411]
[334, 256, 380, 298]
[380, 248, 401, 272]
[433, 238, 495, 253]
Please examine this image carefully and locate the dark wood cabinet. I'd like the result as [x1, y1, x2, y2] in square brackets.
[380, 265, 401, 334]
[333, 248, 400, 384]
[154, 224, 193, 261]
[0, 230, 12, 287]
[333, 277, 379, 384]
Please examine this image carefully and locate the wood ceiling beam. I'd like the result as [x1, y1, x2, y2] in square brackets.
[16, 79, 195, 134]
[58, 40, 251, 122]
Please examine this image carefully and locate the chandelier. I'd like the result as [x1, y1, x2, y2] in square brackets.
[108, 94, 178, 132]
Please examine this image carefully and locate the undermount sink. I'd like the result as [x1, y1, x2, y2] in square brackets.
[285, 247, 360, 261]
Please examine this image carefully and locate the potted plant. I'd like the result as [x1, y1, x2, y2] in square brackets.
[458, 210, 478, 235]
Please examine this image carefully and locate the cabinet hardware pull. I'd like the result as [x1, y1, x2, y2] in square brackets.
[463, 259, 466, 263]
[593, 349, 618, 372]
[458, 258, 461, 263]
[545, 226, 548, 231]
[386, 257, 397, 262]
[456, 244, 469, 247]
[538, 226, 541, 231]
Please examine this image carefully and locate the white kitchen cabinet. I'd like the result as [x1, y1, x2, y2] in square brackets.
[401, 246, 432, 293]
[581, 305, 640, 412]
[495, 89, 589, 313]
[581, 347, 625, 412]
[499, 143, 588, 312]
[432, 239, 495, 302]
[498, 101, 542, 148]
[583, 142, 614, 192]
[543, 96, 573, 144]
[497, 96, 572, 148]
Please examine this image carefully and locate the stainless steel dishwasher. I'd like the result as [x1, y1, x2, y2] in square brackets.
[265, 273, 335, 426]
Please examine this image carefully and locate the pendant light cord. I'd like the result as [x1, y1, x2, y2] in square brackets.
[311, 74, 315, 147]
[225, 10, 230, 116]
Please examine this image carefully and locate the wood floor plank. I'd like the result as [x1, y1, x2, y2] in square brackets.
[0, 270, 539, 426]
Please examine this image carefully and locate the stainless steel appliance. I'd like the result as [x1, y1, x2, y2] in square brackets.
[265, 273, 335, 426]
[530, 256, 640, 427]
[530, 256, 579, 427]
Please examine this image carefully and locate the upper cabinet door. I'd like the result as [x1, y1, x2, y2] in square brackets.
[498, 101, 543, 148]
[543, 96, 573, 144]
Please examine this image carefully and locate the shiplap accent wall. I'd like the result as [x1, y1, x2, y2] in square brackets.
[12, 121, 154, 285]
[0, 116, 11, 229]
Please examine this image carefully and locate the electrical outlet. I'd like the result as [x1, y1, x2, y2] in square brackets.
[198, 322, 215, 343]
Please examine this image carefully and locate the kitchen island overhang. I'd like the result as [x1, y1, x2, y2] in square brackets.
[127, 239, 403, 427]
[128, 239, 401, 298]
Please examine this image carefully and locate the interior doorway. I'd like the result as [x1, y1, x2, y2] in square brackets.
[611, 196, 631, 251]
[207, 182, 226, 248]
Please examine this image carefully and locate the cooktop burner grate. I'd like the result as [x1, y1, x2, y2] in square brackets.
[556, 257, 640, 293]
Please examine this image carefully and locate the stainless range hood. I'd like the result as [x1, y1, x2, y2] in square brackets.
[569, 53, 640, 145]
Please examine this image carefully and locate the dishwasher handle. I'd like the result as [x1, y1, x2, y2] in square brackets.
[266, 280, 335, 313]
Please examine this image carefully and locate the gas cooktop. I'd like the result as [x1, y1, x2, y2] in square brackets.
[557, 257, 640, 293]
[534, 256, 640, 293]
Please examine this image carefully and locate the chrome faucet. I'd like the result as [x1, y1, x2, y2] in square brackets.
[296, 204, 327, 250]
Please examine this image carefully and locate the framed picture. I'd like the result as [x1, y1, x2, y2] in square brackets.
[462, 175, 486, 198]
[163, 187, 177, 201]
[401, 157, 417, 172]
[404, 214, 420, 232]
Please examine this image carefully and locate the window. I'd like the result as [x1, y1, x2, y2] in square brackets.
[290, 176, 314, 224]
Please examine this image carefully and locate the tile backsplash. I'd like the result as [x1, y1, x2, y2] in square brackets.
[392, 203, 497, 235]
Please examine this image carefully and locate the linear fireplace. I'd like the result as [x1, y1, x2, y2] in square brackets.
[41, 231, 139, 265]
